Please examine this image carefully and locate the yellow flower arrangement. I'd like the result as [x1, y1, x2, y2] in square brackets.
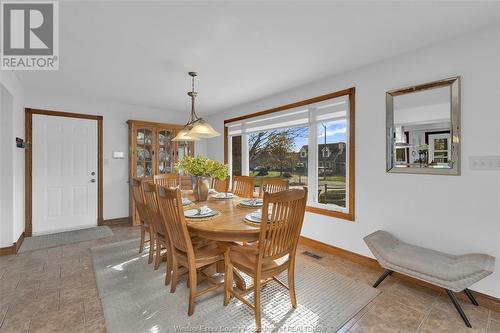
[176, 155, 228, 180]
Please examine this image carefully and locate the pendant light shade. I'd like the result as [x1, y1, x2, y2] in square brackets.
[172, 72, 220, 141]
[187, 119, 220, 138]
[394, 126, 411, 148]
[172, 127, 199, 141]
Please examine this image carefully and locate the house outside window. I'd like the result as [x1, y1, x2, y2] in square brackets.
[322, 146, 330, 157]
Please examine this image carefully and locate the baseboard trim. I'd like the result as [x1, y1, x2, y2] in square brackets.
[298, 235, 500, 313]
[103, 217, 131, 226]
[0, 245, 15, 256]
[0, 232, 26, 256]
[14, 232, 25, 253]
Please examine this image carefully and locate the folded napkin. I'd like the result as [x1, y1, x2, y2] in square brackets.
[251, 207, 272, 218]
[251, 209, 263, 219]
[198, 206, 212, 215]
[243, 199, 263, 206]
[215, 192, 233, 198]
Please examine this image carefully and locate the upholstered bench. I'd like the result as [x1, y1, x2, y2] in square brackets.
[364, 230, 495, 328]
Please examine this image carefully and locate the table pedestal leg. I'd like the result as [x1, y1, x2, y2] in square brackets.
[216, 261, 246, 290]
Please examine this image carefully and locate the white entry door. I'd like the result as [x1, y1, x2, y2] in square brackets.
[32, 115, 98, 235]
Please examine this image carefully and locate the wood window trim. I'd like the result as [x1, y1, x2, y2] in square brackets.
[25, 108, 104, 237]
[223, 88, 355, 222]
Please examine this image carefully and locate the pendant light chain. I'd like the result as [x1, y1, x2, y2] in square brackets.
[188, 72, 200, 125]
[172, 72, 221, 141]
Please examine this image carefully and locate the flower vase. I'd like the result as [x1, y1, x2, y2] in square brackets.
[191, 176, 210, 202]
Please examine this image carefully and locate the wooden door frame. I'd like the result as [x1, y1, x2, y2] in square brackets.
[25, 108, 104, 237]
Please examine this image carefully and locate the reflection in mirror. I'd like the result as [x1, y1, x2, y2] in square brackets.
[394, 86, 451, 168]
[386, 77, 460, 175]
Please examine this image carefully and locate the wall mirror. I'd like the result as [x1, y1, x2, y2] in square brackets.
[386, 76, 461, 175]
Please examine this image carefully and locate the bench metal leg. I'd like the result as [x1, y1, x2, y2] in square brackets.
[464, 288, 479, 306]
[373, 269, 393, 288]
[445, 289, 472, 328]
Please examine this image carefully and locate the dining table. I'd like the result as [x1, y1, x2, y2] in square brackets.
[182, 190, 261, 289]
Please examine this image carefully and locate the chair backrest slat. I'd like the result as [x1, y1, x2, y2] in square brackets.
[143, 182, 169, 237]
[156, 186, 193, 255]
[232, 176, 254, 198]
[212, 177, 229, 193]
[259, 178, 289, 198]
[258, 188, 307, 261]
[180, 175, 193, 190]
[154, 173, 180, 188]
[130, 178, 148, 225]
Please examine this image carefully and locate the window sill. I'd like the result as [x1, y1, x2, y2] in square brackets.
[305, 206, 354, 221]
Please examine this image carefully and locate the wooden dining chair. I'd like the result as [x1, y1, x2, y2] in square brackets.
[223, 188, 308, 331]
[179, 175, 193, 190]
[259, 178, 289, 198]
[143, 182, 172, 272]
[130, 178, 154, 264]
[156, 186, 225, 316]
[154, 173, 180, 188]
[212, 177, 229, 193]
[231, 175, 255, 198]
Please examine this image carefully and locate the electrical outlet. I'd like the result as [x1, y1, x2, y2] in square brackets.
[469, 156, 500, 170]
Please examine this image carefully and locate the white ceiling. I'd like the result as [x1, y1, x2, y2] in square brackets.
[395, 86, 450, 110]
[15, 1, 500, 115]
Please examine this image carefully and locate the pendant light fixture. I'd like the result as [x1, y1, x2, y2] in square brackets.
[394, 126, 412, 148]
[172, 72, 220, 141]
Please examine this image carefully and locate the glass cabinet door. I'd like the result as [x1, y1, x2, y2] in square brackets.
[135, 128, 153, 177]
[157, 129, 174, 174]
[177, 141, 194, 162]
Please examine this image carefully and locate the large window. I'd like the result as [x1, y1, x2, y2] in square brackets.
[225, 88, 355, 221]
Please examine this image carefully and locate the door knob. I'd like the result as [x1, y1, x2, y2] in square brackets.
[90, 179, 96, 183]
[91, 171, 96, 176]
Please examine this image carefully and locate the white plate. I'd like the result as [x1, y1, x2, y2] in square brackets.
[184, 208, 217, 218]
[245, 212, 270, 224]
[136, 164, 145, 177]
[182, 198, 192, 206]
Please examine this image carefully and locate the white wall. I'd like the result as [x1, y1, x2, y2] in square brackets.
[0, 71, 25, 248]
[0, 85, 14, 247]
[204, 25, 500, 298]
[24, 92, 186, 221]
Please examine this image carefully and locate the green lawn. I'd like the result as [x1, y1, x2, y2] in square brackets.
[249, 171, 346, 188]
[250, 171, 345, 181]
[248, 171, 347, 207]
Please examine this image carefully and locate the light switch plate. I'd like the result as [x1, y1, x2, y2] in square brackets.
[112, 151, 124, 159]
[469, 156, 500, 170]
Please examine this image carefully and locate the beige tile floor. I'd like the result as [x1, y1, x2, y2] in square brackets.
[0, 224, 498, 333]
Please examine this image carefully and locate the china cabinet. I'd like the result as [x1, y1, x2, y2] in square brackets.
[128, 120, 194, 225]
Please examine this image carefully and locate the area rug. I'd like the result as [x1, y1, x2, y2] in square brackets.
[19, 226, 113, 252]
[91, 239, 380, 333]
